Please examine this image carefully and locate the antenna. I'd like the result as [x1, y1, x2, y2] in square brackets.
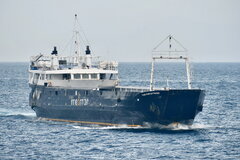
[71, 14, 81, 66]
[74, 14, 80, 56]
[152, 35, 188, 53]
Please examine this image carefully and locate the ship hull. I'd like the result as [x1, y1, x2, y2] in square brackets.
[29, 85, 205, 126]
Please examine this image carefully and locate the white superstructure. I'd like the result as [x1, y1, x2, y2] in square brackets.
[29, 50, 118, 89]
[29, 14, 118, 89]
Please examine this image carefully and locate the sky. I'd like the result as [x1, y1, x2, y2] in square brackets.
[0, 0, 240, 62]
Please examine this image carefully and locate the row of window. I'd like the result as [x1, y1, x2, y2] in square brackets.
[31, 73, 117, 81]
[74, 74, 98, 79]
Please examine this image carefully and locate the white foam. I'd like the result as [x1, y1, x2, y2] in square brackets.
[143, 122, 213, 130]
[0, 108, 36, 117]
[72, 122, 214, 131]
[72, 124, 146, 130]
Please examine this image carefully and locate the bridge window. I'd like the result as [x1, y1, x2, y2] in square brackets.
[46, 74, 51, 80]
[40, 74, 45, 80]
[33, 73, 40, 84]
[100, 73, 118, 80]
[46, 74, 71, 80]
[109, 73, 118, 80]
[74, 74, 81, 79]
[33, 73, 39, 80]
[100, 74, 106, 80]
[82, 74, 89, 79]
[73, 74, 98, 80]
[91, 74, 98, 79]
[63, 74, 71, 80]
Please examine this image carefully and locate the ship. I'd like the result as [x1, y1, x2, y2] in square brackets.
[29, 15, 205, 127]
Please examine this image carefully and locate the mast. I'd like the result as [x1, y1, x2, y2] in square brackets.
[150, 58, 155, 91]
[72, 14, 91, 68]
[73, 14, 81, 66]
[185, 58, 192, 89]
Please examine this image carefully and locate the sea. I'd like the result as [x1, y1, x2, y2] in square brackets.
[0, 62, 239, 160]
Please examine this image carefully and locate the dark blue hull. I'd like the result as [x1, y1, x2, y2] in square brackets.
[29, 85, 205, 126]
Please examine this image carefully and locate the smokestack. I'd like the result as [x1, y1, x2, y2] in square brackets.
[85, 46, 92, 68]
[51, 46, 58, 55]
[85, 46, 91, 55]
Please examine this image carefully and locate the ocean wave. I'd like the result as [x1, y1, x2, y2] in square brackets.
[71, 122, 213, 131]
[143, 122, 214, 130]
[72, 124, 146, 130]
[0, 108, 35, 117]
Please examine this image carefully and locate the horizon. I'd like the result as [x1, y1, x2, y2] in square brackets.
[1, 60, 239, 63]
